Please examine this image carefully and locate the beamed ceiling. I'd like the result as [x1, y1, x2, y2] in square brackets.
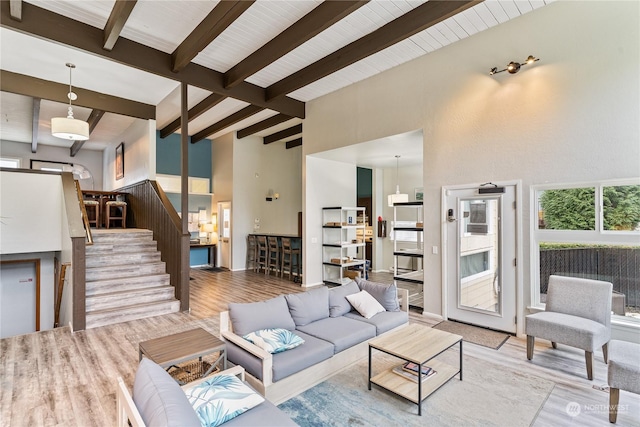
[0, 0, 554, 155]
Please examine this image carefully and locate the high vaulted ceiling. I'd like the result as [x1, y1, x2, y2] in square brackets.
[0, 0, 553, 155]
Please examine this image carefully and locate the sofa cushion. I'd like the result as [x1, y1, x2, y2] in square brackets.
[285, 286, 330, 326]
[344, 310, 409, 334]
[346, 290, 386, 319]
[223, 397, 298, 427]
[355, 278, 400, 312]
[133, 358, 201, 427]
[184, 374, 265, 427]
[296, 317, 376, 353]
[243, 328, 305, 354]
[328, 280, 360, 317]
[229, 296, 295, 336]
[226, 331, 334, 382]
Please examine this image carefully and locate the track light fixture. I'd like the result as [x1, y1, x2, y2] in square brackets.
[489, 55, 539, 76]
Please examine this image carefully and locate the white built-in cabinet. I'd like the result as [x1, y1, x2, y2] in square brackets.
[322, 207, 366, 286]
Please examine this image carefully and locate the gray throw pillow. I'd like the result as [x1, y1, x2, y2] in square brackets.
[229, 295, 296, 335]
[133, 358, 201, 427]
[285, 286, 330, 326]
[355, 278, 400, 312]
[328, 280, 360, 317]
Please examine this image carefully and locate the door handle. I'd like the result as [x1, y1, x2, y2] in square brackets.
[447, 208, 456, 222]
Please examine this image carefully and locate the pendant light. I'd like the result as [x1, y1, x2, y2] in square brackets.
[387, 155, 408, 207]
[51, 63, 90, 141]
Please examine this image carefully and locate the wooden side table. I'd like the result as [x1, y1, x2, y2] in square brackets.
[138, 327, 226, 384]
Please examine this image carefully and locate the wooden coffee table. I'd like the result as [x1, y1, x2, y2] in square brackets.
[138, 327, 226, 384]
[368, 324, 462, 415]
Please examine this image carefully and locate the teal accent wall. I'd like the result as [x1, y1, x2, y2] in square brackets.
[156, 131, 212, 185]
[357, 167, 372, 197]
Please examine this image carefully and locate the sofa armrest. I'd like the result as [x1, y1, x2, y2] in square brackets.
[116, 377, 146, 427]
[397, 287, 409, 312]
[219, 313, 274, 386]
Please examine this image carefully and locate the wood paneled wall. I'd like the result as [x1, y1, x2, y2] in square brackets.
[118, 180, 190, 311]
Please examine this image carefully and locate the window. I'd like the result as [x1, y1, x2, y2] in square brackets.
[461, 251, 490, 279]
[0, 157, 21, 168]
[532, 179, 640, 321]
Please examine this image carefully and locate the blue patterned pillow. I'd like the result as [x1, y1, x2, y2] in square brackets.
[242, 328, 305, 353]
[184, 374, 264, 427]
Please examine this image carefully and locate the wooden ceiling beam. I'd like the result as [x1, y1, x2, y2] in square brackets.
[236, 113, 293, 139]
[1, 70, 155, 119]
[103, 0, 137, 51]
[192, 105, 264, 143]
[70, 110, 105, 157]
[160, 93, 226, 138]
[31, 97, 40, 153]
[286, 138, 302, 149]
[172, 0, 255, 72]
[266, 0, 481, 100]
[263, 123, 302, 145]
[0, 1, 305, 118]
[224, 0, 368, 89]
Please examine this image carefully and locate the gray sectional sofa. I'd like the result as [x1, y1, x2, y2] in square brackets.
[219, 279, 409, 404]
[116, 361, 297, 427]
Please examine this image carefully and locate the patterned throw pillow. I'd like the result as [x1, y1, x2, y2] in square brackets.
[242, 328, 305, 354]
[184, 374, 265, 427]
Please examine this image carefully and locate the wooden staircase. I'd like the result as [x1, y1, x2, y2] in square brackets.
[85, 229, 180, 329]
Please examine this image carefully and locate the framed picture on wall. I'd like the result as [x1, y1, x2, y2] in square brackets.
[415, 187, 424, 201]
[115, 142, 124, 180]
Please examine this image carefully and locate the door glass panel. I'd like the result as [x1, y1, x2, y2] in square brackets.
[458, 198, 500, 314]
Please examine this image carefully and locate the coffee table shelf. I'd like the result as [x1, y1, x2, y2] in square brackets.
[368, 324, 462, 415]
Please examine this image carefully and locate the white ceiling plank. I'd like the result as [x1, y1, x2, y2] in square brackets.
[442, 17, 470, 40]
[461, 8, 491, 32]
[514, 1, 534, 15]
[484, 0, 511, 24]
[500, 1, 523, 20]
[473, 3, 500, 28]
[432, 22, 460, 44]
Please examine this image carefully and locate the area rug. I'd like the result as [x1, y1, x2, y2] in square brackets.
[278, 352, 553, 427]
[433, 320, 510, 350]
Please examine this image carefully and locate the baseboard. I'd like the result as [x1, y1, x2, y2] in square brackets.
[420, 311, 444, 322]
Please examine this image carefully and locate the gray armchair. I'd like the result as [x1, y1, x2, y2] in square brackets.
[525, 275, 612, 380]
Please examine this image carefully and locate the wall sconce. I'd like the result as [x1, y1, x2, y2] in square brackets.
[266, 189, 279, 201]
[489, 55, 539, 75]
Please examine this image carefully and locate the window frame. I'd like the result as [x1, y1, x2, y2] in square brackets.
[530, 178, 640, 324]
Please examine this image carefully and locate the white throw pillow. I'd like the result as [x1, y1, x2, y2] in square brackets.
[346, 290, 386, 319]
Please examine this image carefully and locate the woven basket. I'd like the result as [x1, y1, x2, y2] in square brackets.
[168, 361, 213, 384]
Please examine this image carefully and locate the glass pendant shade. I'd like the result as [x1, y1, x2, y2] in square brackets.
[51, 116, 90, 140]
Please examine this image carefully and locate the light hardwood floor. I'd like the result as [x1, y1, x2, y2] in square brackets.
[1, 269, 638, 426]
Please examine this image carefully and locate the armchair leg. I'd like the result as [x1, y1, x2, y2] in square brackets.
[603, 342, 609, 364]
[551, 342, 557, 349]
[585, 351, 594, 380]
[609, 387, 619, 423]
[527, 336, 534, 360]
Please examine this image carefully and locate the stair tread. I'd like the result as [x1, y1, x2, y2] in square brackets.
[86, 261, 165, 270]
[86, 285, 174, 299]
[86, 299, 180, 316]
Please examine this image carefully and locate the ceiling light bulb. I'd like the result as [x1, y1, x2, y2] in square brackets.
[526, 55, 536, 64]
[507, 62, 521, 74]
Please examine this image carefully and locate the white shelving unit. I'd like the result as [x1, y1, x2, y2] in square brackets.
[393, 201, 424, 306]
[322, 207, 366, 286]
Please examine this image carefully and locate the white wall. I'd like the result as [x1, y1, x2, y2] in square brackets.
[0, 139, 104, 190]
[305, 156, 357, 286]
[303, 1, 640, 315]
[103, 119, 156, 190]
[0, 172, 63, 254]
[211, 132, 303, 271]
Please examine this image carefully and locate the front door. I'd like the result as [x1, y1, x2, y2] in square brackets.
[218, 202, 231, 270]
[444, 184, 517, 333]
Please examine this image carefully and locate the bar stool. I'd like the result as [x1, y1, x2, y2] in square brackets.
[255, 236, 268, 273]
[105, 200, 127, 228]
[267, 236, 280, 276]
[280, 237, 301, 281]
[83, 200, 100, 228]
[246, 234, 257, 271]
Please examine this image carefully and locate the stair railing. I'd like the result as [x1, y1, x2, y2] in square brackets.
[74, 180, 93, 245]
